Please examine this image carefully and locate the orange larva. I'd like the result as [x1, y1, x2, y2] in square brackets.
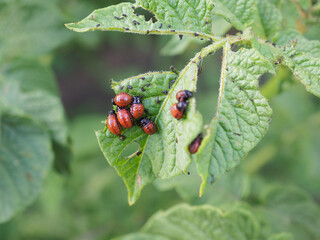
[140, 118, 157, 135]
[107, 110, 122, 136]
[114, 92, 133, 108]
[130, 97, 144, 119]
[117, 108, 134, 129]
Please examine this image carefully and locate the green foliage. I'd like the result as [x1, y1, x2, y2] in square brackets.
[0, 0, 71, 223]
[1, 0, 320, 238]
[67, 0, 320, 205]
[118, 204, 259, 240]
[196, 45, 273, 194]
[0, 108, 53, 223]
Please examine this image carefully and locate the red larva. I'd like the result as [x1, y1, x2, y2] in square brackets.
[171, 101, 188, 120]
[114, 92, 133, 108]
[176, 90, 193, 102]
[171, 103, 184, 120]
[117, 108, 134, 128]
[130, 97, 144, 119]
[107, 110, 122, 136]
[188, 133, 203, 154]
[140, 118, 157, 135]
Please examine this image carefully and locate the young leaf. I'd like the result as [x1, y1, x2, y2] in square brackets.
[66, 2, 216, 40]
[196, 43, 274, 195]
[0, 108, 53, 223]
[117, 204, 259, 240]
[212, 0, 256, 31]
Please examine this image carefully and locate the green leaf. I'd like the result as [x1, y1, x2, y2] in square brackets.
[256, 186, 320, 239]
[0, 108, 53, 223]
[212, 0, 256, 31]
[276, 33, 320, 97]
[0, 1, 71, 59]
[66, 2, 216, 40]
[196, 43, 274, 195]
[253, 0, 282, 39]
[0, 60, 71, 174]
[118, 204, 259, 240]
[136, 0, 213, 34]
[1, 59, 58, 95]
[276, 30, 320, 58]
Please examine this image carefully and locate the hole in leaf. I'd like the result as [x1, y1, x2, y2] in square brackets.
[195, 49, 223, 125]
[134, 7, 157, 23]
[120, 141, 140, 158]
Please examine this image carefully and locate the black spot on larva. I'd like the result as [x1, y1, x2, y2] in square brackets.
[120, 86, 124, 90]
[205, 21, 209, 24]
[175, 138, 178, 143]
[120, 17, 124, 20]
[114, 16, 120, 20]
[239, 86, 243, 91]
[198, 56, 202, 60]
[141, 87, 145, 92]
[200, 38, 203, 40]
[135, 13, 140, 16]
[162, 90, 168, 95]
[179, 34, 183, 40]
[272, 42, 276, 46]
[145, 83, 151, 87]
[250, 98, 253, 102]
[127, 85, 133, 90]
[194, 33, 199, 36]
[210, 39, 214, 43]
[125, 28, 129, 31]
[137, 151, 142, 156]
[140, 77, 145, 80]
[187, 172, 190, 175]
[122, 14, 127, 17]
[230, 78, 234, 82]
[168, 25, 171, 28]
[146, 30, 150, 34]
[120, 135, 126, 140]
[159, 23, 163, 28]
[171, 30, 175, 32]
[131, 6, 135, 9]
[96, 24, 101, 27]
[212, 3, 215, 7]
[156, 97, 160, 104]
[233, 132, 241, 136]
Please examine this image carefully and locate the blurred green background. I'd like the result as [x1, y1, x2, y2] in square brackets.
[0, 0, 320, 239]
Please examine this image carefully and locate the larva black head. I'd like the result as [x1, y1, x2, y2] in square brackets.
[177, 101, 188, 111]
[133, 96, 142, 104]
[185, 90, 193, 99]
[109, 110, 116, 115]
[139, 118, 150, 127]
